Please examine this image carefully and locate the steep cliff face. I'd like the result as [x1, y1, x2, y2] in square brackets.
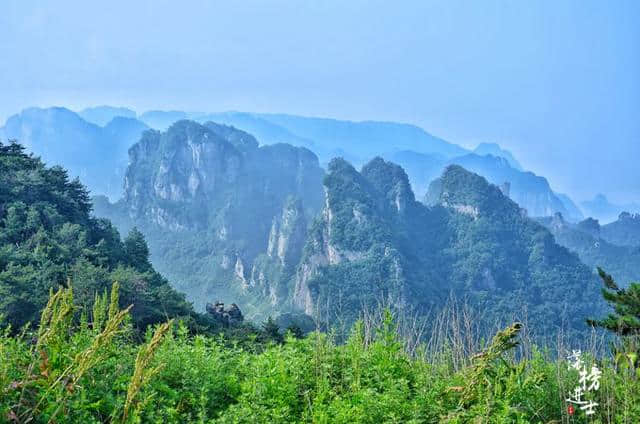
[124, 121, 245, 230]
[267, 197, 308, 267]
[115, 120, 324, 316]
[249, 197, 309, 306]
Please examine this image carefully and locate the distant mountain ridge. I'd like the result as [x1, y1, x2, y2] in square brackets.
[581, 194, 640, 224]
[473, 142, 523, 170]
[2, 105, 583, 223]
[0, 107, 149, 201]
[79, 106, 137, 126]
[537, 212, 640, 286]
[389, 150, 583, 221]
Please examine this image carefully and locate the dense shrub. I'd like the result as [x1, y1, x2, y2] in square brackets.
[1, 287, 639, 423]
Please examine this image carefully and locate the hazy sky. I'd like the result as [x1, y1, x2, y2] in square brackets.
[1, 0, 639, 202]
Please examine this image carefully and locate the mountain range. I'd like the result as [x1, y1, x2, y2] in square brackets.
[0, 107, 148, 201]
[91, 120, 603, 337]
[1, 106, 587, 221]
[538, 212, 640, 286]
[3, 105, 636, 336]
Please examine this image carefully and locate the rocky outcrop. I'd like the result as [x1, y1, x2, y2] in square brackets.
[206, 301, 244, 326]
[267, 198, 308, 267]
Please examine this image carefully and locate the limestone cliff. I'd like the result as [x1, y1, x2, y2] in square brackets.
[117, 120, 324, 314]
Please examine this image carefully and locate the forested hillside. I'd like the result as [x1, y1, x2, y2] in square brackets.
[0, 141, 196, 330]
[294, 160, 600, 336]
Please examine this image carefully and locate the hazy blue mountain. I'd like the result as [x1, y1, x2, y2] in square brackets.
[601, 212, 640, 247]
[538, 213, 640, 286]
[79, 106, 137, 126]
[254, 113, 469, 162]
[389, 150, 582, 221]
[581, 194, 640, 224]
[556, 193, 584, 221]
[0, 107, 148, 200]
[473, 142, 523, 170]
[138, 110, 193, 130]
[137, 110, 469, 165]
[197, 112, 313, 147]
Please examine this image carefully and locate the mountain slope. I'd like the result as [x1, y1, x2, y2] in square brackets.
[293, 160, 600, 334]
[0, 141, 196, 330]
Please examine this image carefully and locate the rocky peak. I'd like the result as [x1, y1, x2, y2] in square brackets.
[123, 120, 244, 228]
[361, 157, 415, 214]
[435, 165, 521, 220]
[204, 121, 259, 152]
[292, 158, 408, 317]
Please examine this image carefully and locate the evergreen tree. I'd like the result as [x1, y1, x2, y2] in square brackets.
[587, 267, 640, 337]
[124, 227, 152, 272]
[0, 141, 197, 331]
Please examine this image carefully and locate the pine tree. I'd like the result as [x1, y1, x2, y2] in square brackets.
[587, 267, 640, 337]
[124, 227, 152, 272]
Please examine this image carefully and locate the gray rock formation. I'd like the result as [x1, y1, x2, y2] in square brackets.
[206, 301, 244, 326]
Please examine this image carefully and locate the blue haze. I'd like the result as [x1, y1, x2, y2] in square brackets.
[0, 0, 638, 203]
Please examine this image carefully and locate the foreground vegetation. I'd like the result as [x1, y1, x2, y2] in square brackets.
[1, 282, 639, 423]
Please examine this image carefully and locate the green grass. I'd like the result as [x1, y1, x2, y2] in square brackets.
[1, 287, 639, 423]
